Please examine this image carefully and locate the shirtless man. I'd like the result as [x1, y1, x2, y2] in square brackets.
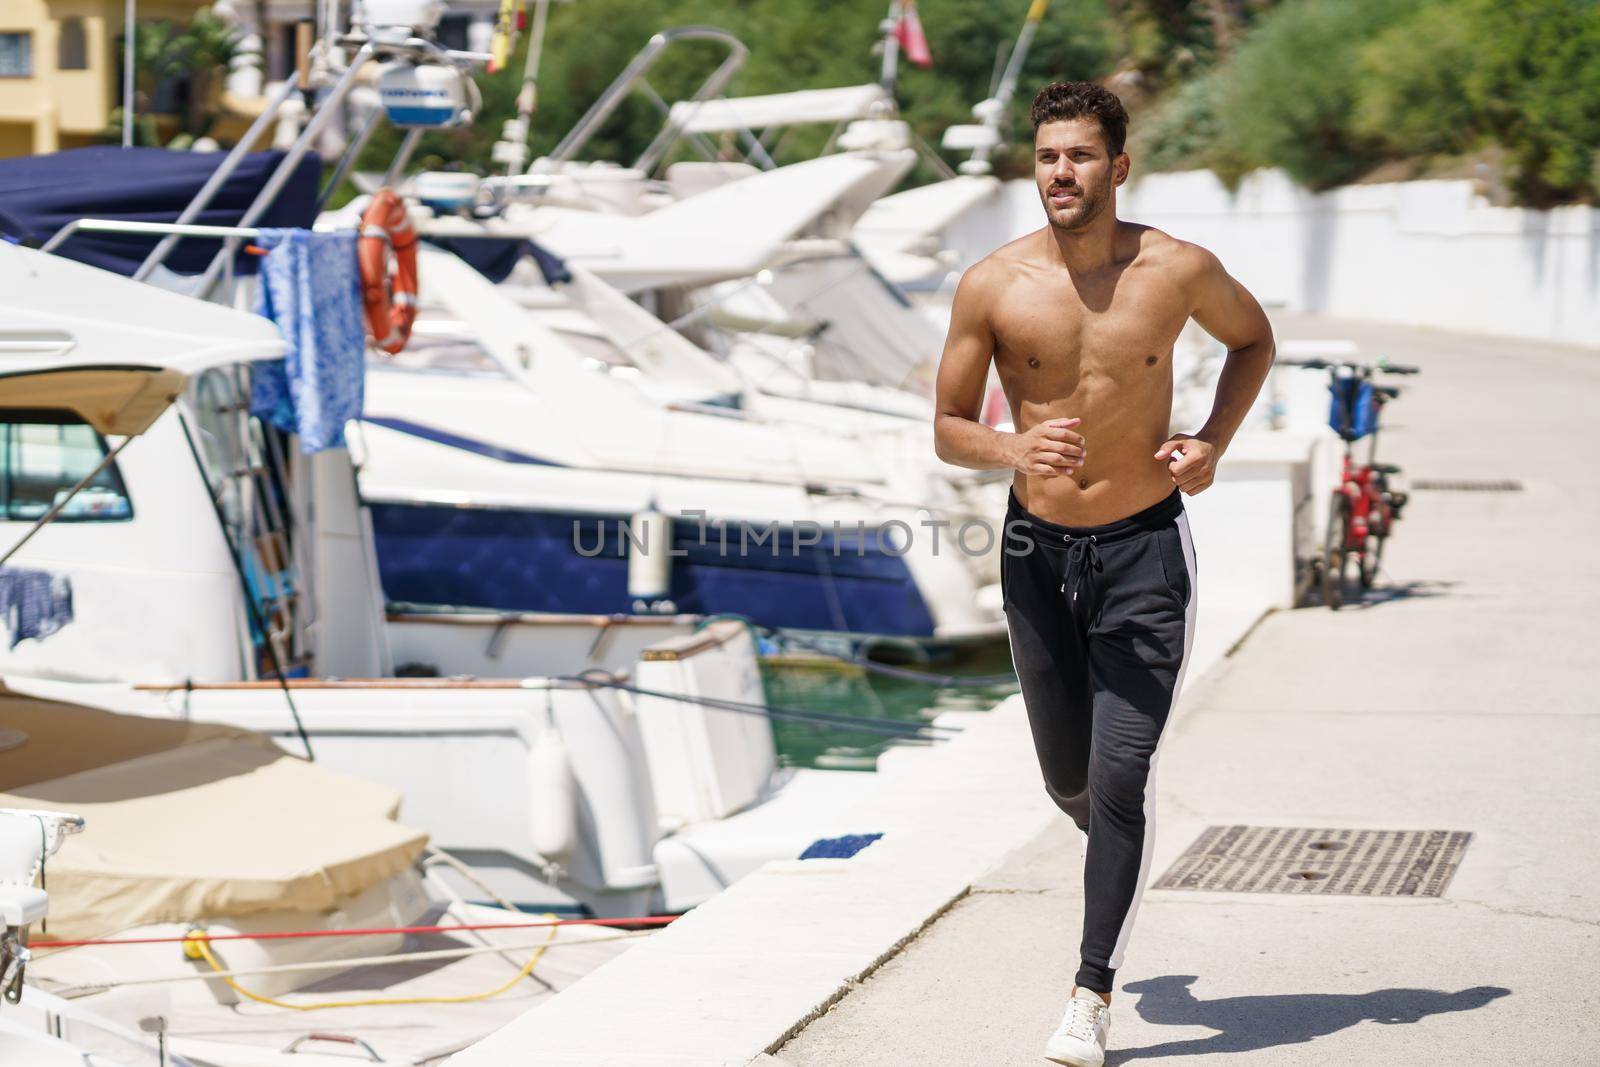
[933, 82, 1275, 1066]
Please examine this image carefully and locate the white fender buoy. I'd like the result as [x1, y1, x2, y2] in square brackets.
[528, 726, 577, 860]
[628, 506, 673, 609]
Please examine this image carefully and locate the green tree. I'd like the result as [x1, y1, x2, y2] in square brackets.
[1130, 70, 1243, 179]
[1138, 0, 1600, 205]
[1452, 0, 1600, 205]
[122, 7, 241, 143]
[1350, 2, 1479, 161]
[353, 0, 1117, 186]
[1211, 0, 1424, 189]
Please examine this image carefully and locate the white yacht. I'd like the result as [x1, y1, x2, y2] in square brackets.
[0, 335, 636, 1065]
[347, 244, 1005, 660]
[0, 696, 637, 1066]
[0, 215, 950, 917]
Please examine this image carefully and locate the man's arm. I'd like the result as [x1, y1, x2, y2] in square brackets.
[1155, 247, 1276, 495]
[934, 264, 1084, 476]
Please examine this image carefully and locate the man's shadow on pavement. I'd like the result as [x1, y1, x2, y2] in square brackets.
[1106, 975, 1509, 1062]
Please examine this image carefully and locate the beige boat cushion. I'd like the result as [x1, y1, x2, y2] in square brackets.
[0, 692, 428, 938]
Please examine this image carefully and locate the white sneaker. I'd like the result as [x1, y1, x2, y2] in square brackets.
[1043, 986, 1111, 1066]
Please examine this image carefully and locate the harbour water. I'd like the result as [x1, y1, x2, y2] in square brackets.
[763, 644, 1019, 771]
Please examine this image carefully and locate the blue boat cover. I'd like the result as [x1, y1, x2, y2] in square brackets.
[527, 238, 572, 285]
[424, 235, 572, 285]
[423, 236, 533, 284]
[0, 146, 321, 277]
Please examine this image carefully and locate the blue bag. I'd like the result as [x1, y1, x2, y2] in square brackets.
[1328, 377, 1378, 440]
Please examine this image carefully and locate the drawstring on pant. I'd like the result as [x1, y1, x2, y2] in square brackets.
[1058, 533, 1102, 604]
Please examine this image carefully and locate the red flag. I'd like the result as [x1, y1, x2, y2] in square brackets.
[894, 1, 933, 69]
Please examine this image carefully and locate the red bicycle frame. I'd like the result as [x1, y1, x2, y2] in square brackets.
[1280, 354, 1418, 606]
[1334, 435, 1392, 552]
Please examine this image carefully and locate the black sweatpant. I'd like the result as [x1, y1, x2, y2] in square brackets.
[1001, 488, 1197, 994]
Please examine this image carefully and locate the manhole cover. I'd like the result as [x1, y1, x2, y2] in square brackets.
[1410, 479, 1523, 492]
[1153, 826, 1471, 897]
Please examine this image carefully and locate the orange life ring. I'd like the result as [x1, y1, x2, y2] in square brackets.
[358, 188, 418, 355]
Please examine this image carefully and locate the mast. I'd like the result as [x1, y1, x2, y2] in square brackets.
[967, 0, 1051, 174]
[878, 1, 902, 96]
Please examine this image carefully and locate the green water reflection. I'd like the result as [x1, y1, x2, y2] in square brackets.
[762, 642, 1019, 771]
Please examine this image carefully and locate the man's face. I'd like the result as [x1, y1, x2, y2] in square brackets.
[1034, 117, 1127, 231]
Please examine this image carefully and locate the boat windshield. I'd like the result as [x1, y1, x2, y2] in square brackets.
[0, 414, 132, 522]
[375, 318, 510, 378]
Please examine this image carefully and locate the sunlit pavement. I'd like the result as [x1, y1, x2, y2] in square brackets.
[774, 312, 1600, 1065]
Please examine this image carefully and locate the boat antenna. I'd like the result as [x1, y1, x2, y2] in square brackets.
[964, 0, 1051, 174]
[878, 1, 902, 96]
[122, 0, 135, 146]
[505, 0, 552, 176]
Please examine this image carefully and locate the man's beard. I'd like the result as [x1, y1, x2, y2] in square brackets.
[1041, 180, 1108, 231]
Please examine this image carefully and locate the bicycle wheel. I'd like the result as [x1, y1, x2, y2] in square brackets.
[1360, 489, 1395, 590]
[1321, 492, 1349, 610]
[1360, 533, 1385, 589]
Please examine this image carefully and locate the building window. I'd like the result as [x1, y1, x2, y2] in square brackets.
[58, 18, 87, 70]
[271, 22, 297, 83]
[0, 33, 32, 78]
[0, 415, 132, 522]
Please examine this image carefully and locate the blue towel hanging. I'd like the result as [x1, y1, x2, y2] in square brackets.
[251, 228, 366, 453]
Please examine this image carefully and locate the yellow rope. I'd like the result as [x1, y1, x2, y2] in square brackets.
[182, 916, 560, 1011]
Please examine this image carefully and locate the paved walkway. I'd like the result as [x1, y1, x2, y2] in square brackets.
[775, 313, 1600, 1065]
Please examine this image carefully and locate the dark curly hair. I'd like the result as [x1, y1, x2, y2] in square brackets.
[1029, 81, 1129, 156]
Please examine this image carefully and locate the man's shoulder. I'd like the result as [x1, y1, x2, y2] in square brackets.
[1128, 224, 1222, 278]
[959, 232, 1043, 291]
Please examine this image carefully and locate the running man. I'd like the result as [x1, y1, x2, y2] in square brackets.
[933, 81, 1275, 1066]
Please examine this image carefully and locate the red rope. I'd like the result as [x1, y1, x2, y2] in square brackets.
[31, 914, 681, 950]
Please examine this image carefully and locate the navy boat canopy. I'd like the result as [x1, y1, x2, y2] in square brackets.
[0, 146, 322, 277]
[424, 234, 572, 286]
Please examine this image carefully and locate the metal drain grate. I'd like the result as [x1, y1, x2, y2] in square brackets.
[1153, 826, 1472, 897]
[1410, 478, 1523, 492]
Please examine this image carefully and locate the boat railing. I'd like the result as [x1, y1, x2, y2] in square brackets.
[40, 219, 394, 254]
[538, 26, 753, 176]
[41, 29, 485, 300]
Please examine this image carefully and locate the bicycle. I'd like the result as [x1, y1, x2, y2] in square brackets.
[1278, 355, 1419, 609]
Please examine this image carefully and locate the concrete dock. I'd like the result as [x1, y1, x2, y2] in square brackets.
[777, 313, 1600, 1065]
[448, 312, 1599, 1065]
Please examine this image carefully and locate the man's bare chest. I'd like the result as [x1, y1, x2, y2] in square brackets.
[991, 271, 1191, 382]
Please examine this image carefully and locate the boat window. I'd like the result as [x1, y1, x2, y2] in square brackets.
[378, 322, 509, 377]
[551, 325, 632, 369]
[189, 367, 253, 529]
[0, 415, 132, 522]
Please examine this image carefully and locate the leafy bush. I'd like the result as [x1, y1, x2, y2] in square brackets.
[1350, 2, 1479, 160]
[1211, 0, 1424, 189]
[1130, 70, 1252, 181]
[1451, 0, 1600, 205]
[1139, 0, 1600, 205]
[1353, 0, 1600, 204]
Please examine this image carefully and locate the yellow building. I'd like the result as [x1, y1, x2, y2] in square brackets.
[0, 0, 207, 157]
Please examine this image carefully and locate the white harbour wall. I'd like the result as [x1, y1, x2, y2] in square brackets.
[944, 170, 1600, 350]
